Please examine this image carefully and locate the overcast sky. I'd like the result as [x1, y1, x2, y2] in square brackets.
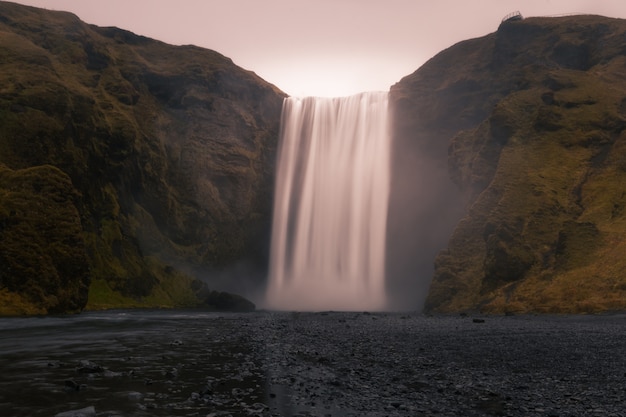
[10, 0, 626, 97]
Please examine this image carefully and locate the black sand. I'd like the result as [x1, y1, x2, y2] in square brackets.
[0, 311, 624, 416]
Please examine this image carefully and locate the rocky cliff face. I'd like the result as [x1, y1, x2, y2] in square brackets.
[0, 2, 285, 314]
[391, 15, 626, 313]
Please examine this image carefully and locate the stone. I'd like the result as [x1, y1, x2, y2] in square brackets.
[127, 391, 143, 401]
[77, 360, 104, 373]
[64, 379, 81, 392]
[54, 406, 96, 417]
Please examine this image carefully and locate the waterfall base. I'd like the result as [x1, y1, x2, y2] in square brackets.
[265, 273, 387, 312]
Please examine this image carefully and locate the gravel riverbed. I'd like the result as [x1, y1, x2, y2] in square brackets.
[0, 311, 624, 416]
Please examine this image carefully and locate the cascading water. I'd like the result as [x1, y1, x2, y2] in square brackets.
[265, 91, 391, 311]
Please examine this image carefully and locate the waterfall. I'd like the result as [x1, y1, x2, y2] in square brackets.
[265, 91, 391, 311]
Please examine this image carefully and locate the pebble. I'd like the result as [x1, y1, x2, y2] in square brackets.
[2, 311, 626, 417]
[127, 391, 143, 401]
[54, 406, 96, 417]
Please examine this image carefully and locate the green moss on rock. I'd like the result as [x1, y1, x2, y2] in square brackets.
[393, 15, 626, 314]
[0, 2, 284, 314]
[0, 164, 89, 314]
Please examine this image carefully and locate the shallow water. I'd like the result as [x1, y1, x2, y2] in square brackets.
[0, 310, 265, 416]
[1, 310, 625, 416]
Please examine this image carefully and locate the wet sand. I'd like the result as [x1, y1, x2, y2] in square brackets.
[0, 310, 624, 416]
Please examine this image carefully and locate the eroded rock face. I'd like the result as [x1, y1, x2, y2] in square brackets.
[0, 165, 89, 314]
[0, 2, 285, 313]
[391, 15, 626, 313]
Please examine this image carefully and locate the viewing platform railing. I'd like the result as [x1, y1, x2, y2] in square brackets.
[501, 11, 523, 23]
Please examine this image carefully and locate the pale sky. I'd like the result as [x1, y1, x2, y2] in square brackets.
[9, 0, 626, 97]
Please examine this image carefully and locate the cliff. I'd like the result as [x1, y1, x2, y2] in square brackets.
[0, 2, 285, 314]
[391, 14, 626, 313]
[6, 2, 626, 316]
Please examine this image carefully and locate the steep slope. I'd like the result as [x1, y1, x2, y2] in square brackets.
[0, 164, 89, 314]
[0, 2, 285, 314]
[391, 14, 626, 313]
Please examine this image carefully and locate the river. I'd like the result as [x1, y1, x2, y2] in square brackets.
[1, 310, 625, 416]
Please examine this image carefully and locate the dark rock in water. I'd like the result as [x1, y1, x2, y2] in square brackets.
[473, 318, 486, 323]
[202, 290, 255, 312]
[103, 369, 124, 378]
[64, 379, 81, 392]
[77, 360, 104, 374]
[127, 391, 143, 401]
[165, 368, 178, 380]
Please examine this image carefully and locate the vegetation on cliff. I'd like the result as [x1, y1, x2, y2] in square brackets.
[392, 15, 626, 313]
[0, 1, 284, 314]
[0, 164, 89, 314]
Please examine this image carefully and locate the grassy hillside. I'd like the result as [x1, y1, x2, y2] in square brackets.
[0, 1, 285, 314]
[391, 15, 626, 313]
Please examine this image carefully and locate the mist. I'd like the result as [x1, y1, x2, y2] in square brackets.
[385, 99, 466, 311]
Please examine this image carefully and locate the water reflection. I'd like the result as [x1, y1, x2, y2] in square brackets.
[0, 310, 266, 416]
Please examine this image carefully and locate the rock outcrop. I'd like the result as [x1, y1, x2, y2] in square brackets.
[0, 2, 284, 314]
[0, 164, 89, 314]
[392, 15, 626, 313]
